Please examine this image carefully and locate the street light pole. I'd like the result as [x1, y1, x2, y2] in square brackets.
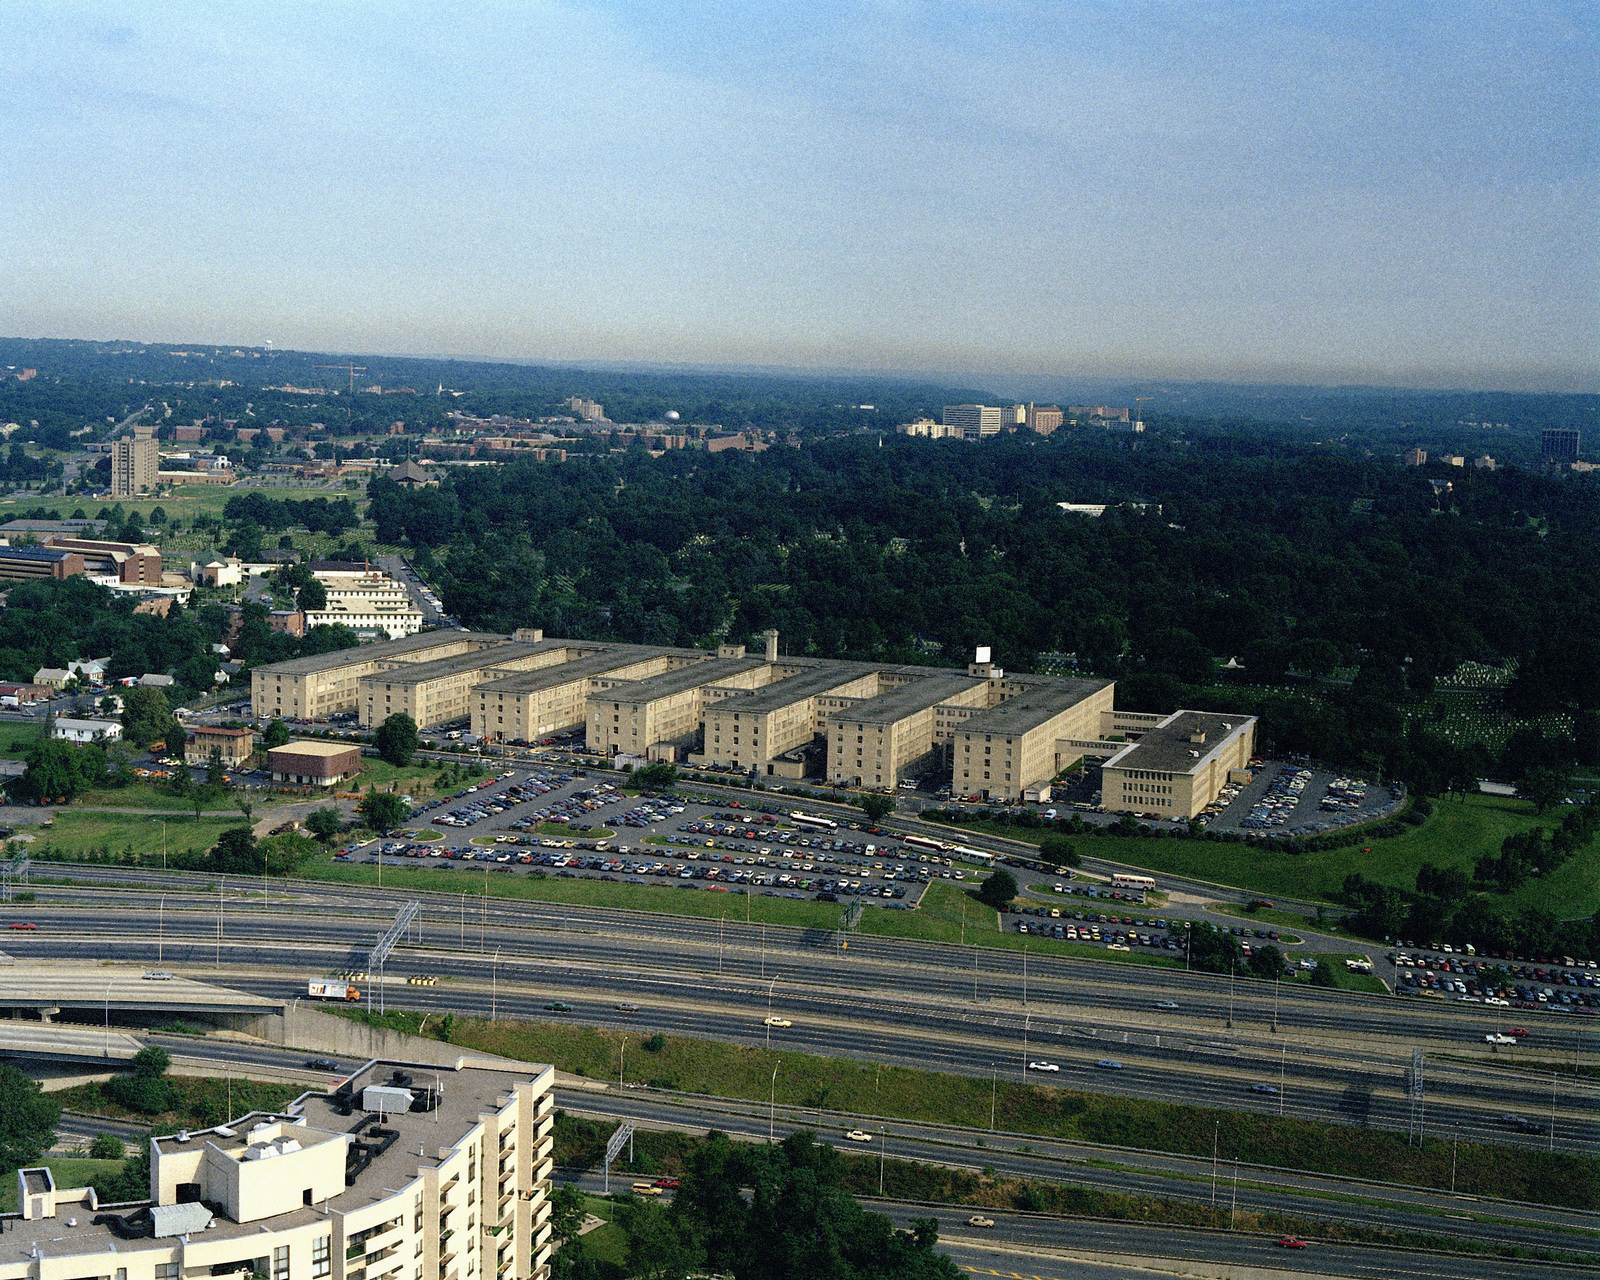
[1023, 945, 1028, 1007]
[619, 1037, 626, 1092]
[491, 946, 500, 1020]
[1022, 1013, 1030, 1079]
[1211, 1121, 1219, 1209]
[766, 976, 777, 1050]
[990, 1064, 997, 1131]
[1227, 961, 1235, 1029]
[769, 1067, 778, 1142]
[158, 894, 164, 964]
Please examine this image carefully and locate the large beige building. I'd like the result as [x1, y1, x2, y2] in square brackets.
[942, 404, 1002, 439]
[252, 631, 509, 722]
[112, 426, 159, 497]
[1099, 710, 1257, 819]
[9, 1056, 556, 1280]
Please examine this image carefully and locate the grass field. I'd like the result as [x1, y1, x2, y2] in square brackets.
[26, 809, 243, 860]
[950, 795, 1598, 914]
[0, 1159, 122, 1212]
[0, 721, 43, 759]
[451, 1017, 1596, 1208]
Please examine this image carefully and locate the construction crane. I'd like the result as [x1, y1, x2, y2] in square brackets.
[1133, 395, 1152, 427]
[315, 363, 367, 395]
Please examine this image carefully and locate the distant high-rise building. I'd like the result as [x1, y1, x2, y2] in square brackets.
[1026, 404, 1064, 435]
[942, 404, 1002, 440]
[567, 396, 606, 422]
[1000, 404, 1027, 426]
[1403, 447, 1427, 466]
[111, 426, 158, 496]
[1542, 428, 1580, 459]
[1068, 405, 1129, 423]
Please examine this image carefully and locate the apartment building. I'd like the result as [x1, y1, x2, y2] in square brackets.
[252, 633, 507, 721]
[359, 640, 566, 730]
[588, 651, 771, 759]
[6, 1057, 557, 1280]
[112, 426, 159, 497]
[473, 645, 700, 743]
[952, 675, 1115, 802]
[306, 564, 425, 638]
[1100, 711, 1257, 819]
[1025, 404, 1064, 435]
[698, 661, 880, 775]
[941, 404, 1002, 440]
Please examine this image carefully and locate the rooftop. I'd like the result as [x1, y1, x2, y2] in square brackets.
[718, 660, 875, 713]
[1103, 710, 1256, 775]
[366, 640, 560, 686]
[600, 656, 763, 704]
[0, 546, 77, 563]
[958, 675, 1113, 737]
[829, 673, 983, 725]
[254, 630, 507, 677]
[269, 740, 361, 760]
[476, 645, 702, 696]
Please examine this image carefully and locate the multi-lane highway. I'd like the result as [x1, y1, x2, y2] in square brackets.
[7, 870, 1596, 1156]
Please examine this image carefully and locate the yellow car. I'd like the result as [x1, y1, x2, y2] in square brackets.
[967, 1215, 994, 1229]
[762, 1016, 792, 1028]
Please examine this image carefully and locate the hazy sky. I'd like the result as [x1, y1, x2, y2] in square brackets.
[4, 2, 1596, 390]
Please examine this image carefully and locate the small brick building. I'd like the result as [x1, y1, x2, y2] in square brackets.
[267, 740, 362, 787]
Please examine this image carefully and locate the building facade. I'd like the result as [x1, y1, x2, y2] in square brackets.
[941, 404, 1002, 439]
[267, 741, 363, 786]
[8, 1057, 556, 1280]
[187, 725, 256, 766]
[112, 427, 159, 497]
[1099, 711, 1257, 819]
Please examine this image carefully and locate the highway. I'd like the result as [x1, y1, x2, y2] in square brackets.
[7, 874, 1597, 1157]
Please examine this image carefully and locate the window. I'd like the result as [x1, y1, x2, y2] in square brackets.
[312, 1238, 331, 1279]
[158, 1265, 180, 1280]
[274, 1246, 290, 1280]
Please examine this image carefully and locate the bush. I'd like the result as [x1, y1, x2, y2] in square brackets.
[89, 1132, 125, 1160]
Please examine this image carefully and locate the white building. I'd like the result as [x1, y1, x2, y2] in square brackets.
[7, 1056, 557, 1280]
[941, 404, 1002, 440]
[51, 716, 123, 743]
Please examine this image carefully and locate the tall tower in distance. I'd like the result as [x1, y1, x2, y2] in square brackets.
[111, 425, 158, 497]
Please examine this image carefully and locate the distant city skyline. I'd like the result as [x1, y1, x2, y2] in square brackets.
[3, 2, 1595, 392]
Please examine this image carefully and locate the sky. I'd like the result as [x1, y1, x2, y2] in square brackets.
[3, 2, 1596, 391]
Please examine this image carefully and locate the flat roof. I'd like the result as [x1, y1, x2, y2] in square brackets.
[476, 645, 702, 696]
[0, 546, 76, 562]
[601, 656, 764, 704]
[254, 630, 507, 677]
[712, 660, 876, 713]
[958, 676, 1113, 737]
[271, 740, 361, 759]
[828, 673, 983, 725]
[1102, 710, 1255, 775]
[365, 639, 561, 686]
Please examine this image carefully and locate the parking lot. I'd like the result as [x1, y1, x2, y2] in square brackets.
[1390, 943, 1600, 1014]
[335, 767, 950, 909]
[1202, 761, 1403, 836]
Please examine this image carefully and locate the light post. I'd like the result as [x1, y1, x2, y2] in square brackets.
[1022, 945, 1028, 1007]
[1279, 1041, 1286, 1115]
[769, 1066, 778, 1142]
[491, 946, 500, 1021]
[718, 911, 725, 975]
[104, 981, 110, 1056]
[766, 976, 777, 1050]
[216, 879, 223, 968]
[878, 1127, 886, 1193]
[460, 891, 466, 948]
[990, 1064, 997, 1131]
[158, 894, 165, 964]
[1227, 960, 1235, 1029]
[161, 820, 166, 872]
[1272, 976, 1279, 1033]
[619, 1037, 626, 1092]
[1210, 1121, 1219, 1209]
[1022, 1013, 1030, 1080]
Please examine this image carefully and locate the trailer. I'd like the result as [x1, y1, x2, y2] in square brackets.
[308, 980, 361, 1002]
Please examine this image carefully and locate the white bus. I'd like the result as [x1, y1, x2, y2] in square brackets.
[952, 846, 995, 865]
[1111, 873, 1156, 889]
[788, 811, 838, 831]
[902, 834, 949, 854]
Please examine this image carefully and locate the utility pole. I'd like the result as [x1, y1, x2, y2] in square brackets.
[1211, 1121, 1219, 1209]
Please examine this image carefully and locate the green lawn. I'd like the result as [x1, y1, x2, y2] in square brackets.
[0, 1159, 122, 1212]
[0, 721, 44, 759]
[26, 809, 242, 860]
[952, 795, 1595, 912]
[75, 782, 275, 814]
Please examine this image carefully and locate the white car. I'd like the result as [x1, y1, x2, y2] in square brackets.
[843, 1129, 872, 1142]
[967, 1215, 995, 1229]
[141, 971, 174, 981]
[1027, 1061, 1059, 1072]
[762, 1016, 792, 1028]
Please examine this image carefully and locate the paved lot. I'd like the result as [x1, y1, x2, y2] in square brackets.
[337, 767, 942, 910]
[1201, 761, 1403, 836]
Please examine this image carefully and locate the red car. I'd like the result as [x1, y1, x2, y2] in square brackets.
[1277, 1236, 1309, 1250]
[1505, 1027, 1530, 1038]
[653, 1177, 679, 1189]
[8, 922, 37, 930]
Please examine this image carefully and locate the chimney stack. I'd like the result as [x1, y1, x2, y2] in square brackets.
[764, 629, 779, 662]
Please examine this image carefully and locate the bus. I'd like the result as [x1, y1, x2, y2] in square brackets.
[1111, 873, 1156, 889]
[902, 834, 949, 854]
[788, 811, 838, 831]
[951, 846, 995, 866]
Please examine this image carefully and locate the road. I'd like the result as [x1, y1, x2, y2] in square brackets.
[6, 874, 1596, 1156]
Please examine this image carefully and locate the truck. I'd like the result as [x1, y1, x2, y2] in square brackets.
[308, 980, 361, 1002]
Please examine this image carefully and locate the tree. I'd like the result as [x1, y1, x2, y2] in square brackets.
[859, 793, 894, 823]
[974, 868, 1017, 910]
[549, 1183, 586, 1247]
[89, 1132, 125, 1160]
[1186, 922, 1241, 975]
[359, 790, 409, 835]
[105, 1045, 178, 1116]
[1247, 943, 1286, 981]
[1519, 766, 1569, 814]
[1309, 960, 1337, 988]
[210, 826, 259, 874]
[0, 1063, 62, 1171]
[206, 746, 228, 789]
[121, 686, 182, 750]
[306, 806, 345, 842]
[10, 738, 105, 803]
[1036, 834, 1081, 869]
[374, 712, 420, 768]
[262, 718, 292, 750]
[632, 762, 679, 789]
[297, 579, 328, 612]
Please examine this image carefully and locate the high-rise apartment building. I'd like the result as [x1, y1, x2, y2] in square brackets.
[112, 426, 159, 497]
[942, 404, 1002, 440]
[10, 1057, 558, 1280]
[1542, 428, 1581, 460]
[1026, 404, 1063, 435]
